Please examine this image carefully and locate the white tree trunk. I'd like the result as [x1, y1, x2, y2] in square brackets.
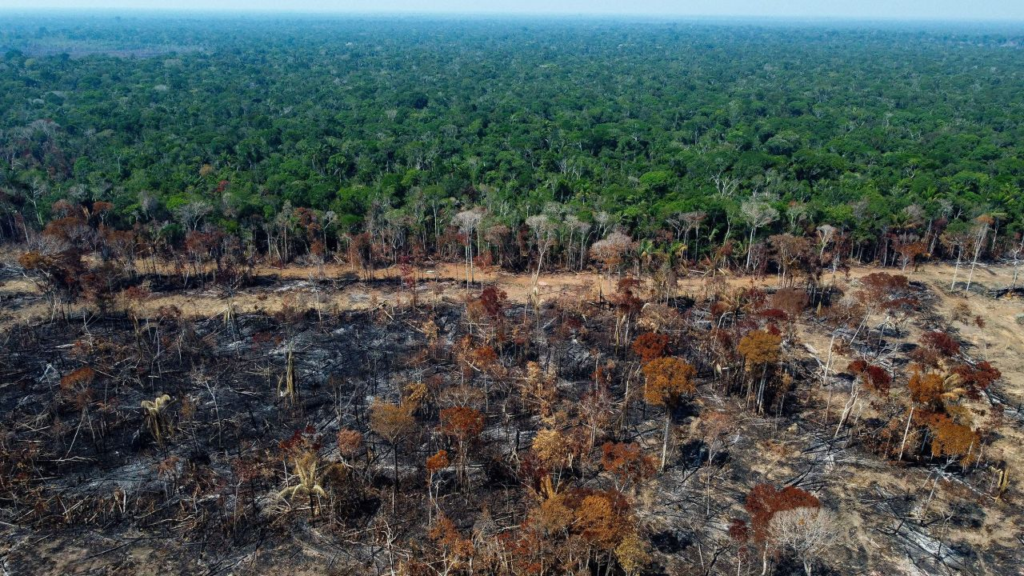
[746, 226, 757, 270]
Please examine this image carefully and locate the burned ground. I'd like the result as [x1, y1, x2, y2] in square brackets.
[0, 266, 1023, 575]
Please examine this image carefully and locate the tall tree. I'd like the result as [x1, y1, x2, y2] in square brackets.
[741, 200, 780, 271]
[642, 357, 697, 471]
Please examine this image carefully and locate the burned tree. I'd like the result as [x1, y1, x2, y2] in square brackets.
[642, 357, 697, 471]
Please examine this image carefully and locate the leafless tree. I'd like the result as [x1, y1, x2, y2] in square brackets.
[815, 224, 836, 259]
[681, 210, 707, 257]
[741, 199, 780, 271]
[965, 215, 993, 291]
[453, 209, 483, 288]
[565, 214, 591, 271]
[1010, 233, 1024, 290]
[526, 214, 558, 285]
[174, 201, 213, 233]
[787, 202, 809, 233]
[590, 231, 634, 290]
[712, 171, 739, 197]
[769, 507, 839, 576]
[943, 229, 972, 291]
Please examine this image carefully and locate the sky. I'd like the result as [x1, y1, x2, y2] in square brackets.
[1, 0, 1024, 22]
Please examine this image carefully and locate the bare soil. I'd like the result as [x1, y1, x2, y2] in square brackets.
[1, 258, 1022, 575]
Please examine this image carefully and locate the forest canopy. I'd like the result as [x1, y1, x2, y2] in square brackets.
[1, 15, 1023, 266]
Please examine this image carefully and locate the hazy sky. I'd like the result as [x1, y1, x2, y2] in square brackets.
[2, 0, 1024, 21]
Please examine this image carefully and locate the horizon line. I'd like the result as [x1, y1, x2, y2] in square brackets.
[1, 8, 1024, 26]
[0, 7, 1019, 25]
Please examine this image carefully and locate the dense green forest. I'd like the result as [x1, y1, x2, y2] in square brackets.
[2, 15, 1024, 270]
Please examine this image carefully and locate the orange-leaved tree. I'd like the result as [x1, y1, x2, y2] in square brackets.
[429, 513, 476, 574]
[439, 406, 485, 487]
[601, 442, 655, 492]
[425, 449, 450, 521]
[369, 400, 417, 512]
[533, 428, 585, 492]
[642, 357, 697, 471]
[738, 330, 783, 414]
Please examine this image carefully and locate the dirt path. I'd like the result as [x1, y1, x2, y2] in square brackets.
[3, 260, 1022, 393]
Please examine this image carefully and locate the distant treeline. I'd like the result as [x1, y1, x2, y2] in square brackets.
[1, 16, 1023, 274]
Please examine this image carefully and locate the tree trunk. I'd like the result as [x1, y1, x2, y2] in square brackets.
[822, 331, 837, 386]
[951, 245, 963, 290]
[660, 410, 671, 472]
[833, 385, 859, 446]
[898, 406, 915, 461]
[620, 375, 631, 433]
[392, 445, 399, 514]
[756, 364, 768, 414]
[746, 226, 757, 271]
[966, 240, 983, 291]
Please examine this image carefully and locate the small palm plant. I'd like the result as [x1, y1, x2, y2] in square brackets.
[278, 347, 297, 405]
[141, 394, 173, 445]
[278, 452, 327, 516]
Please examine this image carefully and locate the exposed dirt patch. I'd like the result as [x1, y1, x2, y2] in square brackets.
[2, 260, 1022, 575]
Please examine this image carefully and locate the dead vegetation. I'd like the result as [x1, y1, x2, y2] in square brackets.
[1, 254, 1023, 575]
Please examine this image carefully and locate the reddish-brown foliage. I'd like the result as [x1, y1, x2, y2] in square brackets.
[847, 360, 892, 396]
[18, 249, 87, 303]
[60, 366, 96, 391]
[426, 449, 451, 473]
[610, 280, 644, 319]
[80, 262, 119, 312]
[710, 301, 730, 321]
[51, 199, 78, 219]
[601, 442, 656, 489]
[429, 514, 475, 564]
[440, 407, 485, 441]
[897, 241, 928, 269]
[123, 285, 150, 302]
[745, 484, 820, 544]
[857, 273, 918, 316]
[859, 272, 909, 296]
[43, 215, 93, 246]
[759, 308, 788, 322]
[920, 331, 961, 358]
[471, 345, 499, 370]
[347, 232, 374, 272]
[336, 429, 363, 460]
[951, 362, 1001, 400]
[479, 286, 507, 318]
[771, 287, 809, 319]
[594, 360, 616, 388]
[279, 425, 322, 455]
[631, 333, 670, 363]
[728, 518, 750, 542]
